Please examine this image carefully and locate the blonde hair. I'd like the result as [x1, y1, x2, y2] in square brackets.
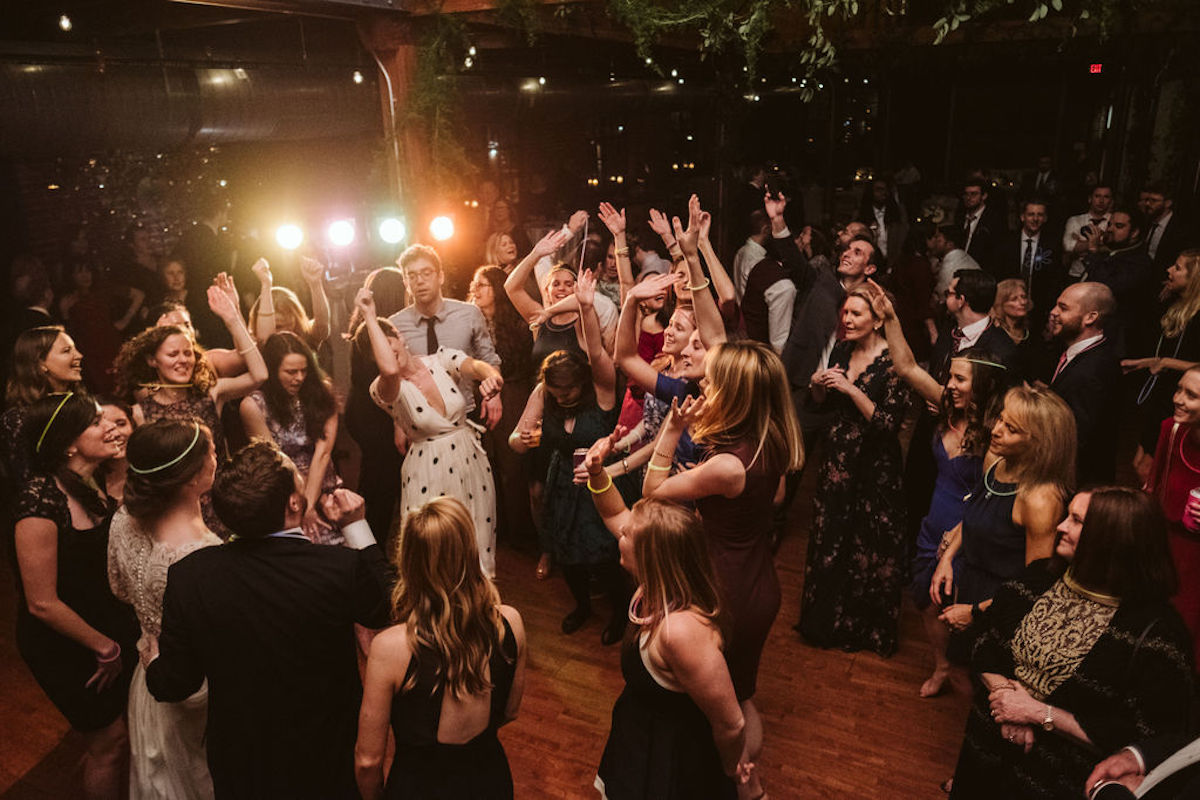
[249, 287, 313, 341]
[629, 498, 724, 646]
[690, 340, 804, 472]
[391, 497, 506, 699]
[990, 279, 1030, 342]
[1000, 384, 1076, 493]
[1161, 250, 1200, 339]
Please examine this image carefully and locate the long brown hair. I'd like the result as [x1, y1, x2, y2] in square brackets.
[249, 287, 312, 341]
[629, 498, 725, 646]
[5, 326, 80, 407]
[689, 340, 804, 472]
[391, 497, 507, 698]
[113, 325, 217, 403]
[1070, 486, 1177, 602]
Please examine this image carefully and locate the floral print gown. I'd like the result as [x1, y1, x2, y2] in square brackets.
[799, 341, 909, 656]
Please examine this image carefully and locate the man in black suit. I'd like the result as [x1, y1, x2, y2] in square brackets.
[1083, 208, 1155, 357]
[1087, 732, 1200, 798]
[955, 177, 1007, 274]
[1045, 282, 1121, 485]
[998, 198, 1063, 331]
[1140, 183, 1195, 274]
[147, 441, 392, 799]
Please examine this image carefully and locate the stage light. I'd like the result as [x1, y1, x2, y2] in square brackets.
[353, 70, 364, 84]
[328, 219, 356, 247]
[468, 46, 477, 57]
[538, 76, 546, 86]
[378, 218, 405, 244]
[276, 224, 303, 251]
[58, 15, 72, 31]
[429, 216, 454, 241]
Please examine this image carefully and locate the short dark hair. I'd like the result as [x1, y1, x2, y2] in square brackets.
[963, 178, 988, 195]
[1070, 486, 1177, 602]
[953, 269, 997, 313]
[748, 209, 770, 237]
[1020, 197, 1049, 215]
[1111, 206, 1147, 236]
[937, 224, 967, 250]
[1140, 181, 1172, 200]
[848, 234, 882, 271]
[212, 440, 297, 537]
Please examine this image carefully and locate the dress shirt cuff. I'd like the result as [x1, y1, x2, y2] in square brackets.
[1122, 745, 1146, 775]
[773, 227, 792, 240]
[341, 519, 377, 550]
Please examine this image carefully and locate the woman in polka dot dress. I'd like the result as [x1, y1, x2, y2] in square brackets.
[356, 287, 505, 577]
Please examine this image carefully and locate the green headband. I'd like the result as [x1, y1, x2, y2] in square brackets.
[956, 357, 1008, 370]
[128, 422, 202, 475]
[35, 392, 75, 454]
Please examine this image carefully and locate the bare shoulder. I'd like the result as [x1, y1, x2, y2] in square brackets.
[367, 624, 412, 662]
[657, 609, 721, 659]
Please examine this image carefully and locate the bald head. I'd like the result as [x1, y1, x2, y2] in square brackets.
[1050, 281, 1115, 344]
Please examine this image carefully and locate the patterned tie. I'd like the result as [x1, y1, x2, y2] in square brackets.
[1147, 222, 1160, 258]
[422, 317, 439, 354]
[1022, 238, 1035, 283]
[964, 214, 976, 250]
[951, 327, 965, 353]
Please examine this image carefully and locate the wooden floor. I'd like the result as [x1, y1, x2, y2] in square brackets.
[0, 461, 972, 800]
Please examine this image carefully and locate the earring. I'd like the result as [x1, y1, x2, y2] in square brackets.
[66, 448, 77, 457]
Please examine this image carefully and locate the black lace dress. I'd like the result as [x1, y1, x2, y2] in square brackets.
[384, 617, 517, 799]
[799, 341, 910, 656]
[12, 475, 139, 731]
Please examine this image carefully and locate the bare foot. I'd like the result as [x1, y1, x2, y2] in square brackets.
[920, 669, 949, 698]
[535, 553, 552, 581]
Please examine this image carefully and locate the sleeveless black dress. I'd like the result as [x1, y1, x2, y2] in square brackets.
[385, 617, 517, 799]
[597, 628, 736, 800]
[13, 475, 138, 731]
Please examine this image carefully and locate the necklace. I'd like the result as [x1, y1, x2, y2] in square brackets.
[1062, 570, 1120, 607]
[627, 587, 652, 626]
[1178, 432, 1200, 474]
[983, 458, 1018, 497]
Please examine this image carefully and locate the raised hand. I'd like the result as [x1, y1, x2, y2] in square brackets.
[647, 208, 674, 241]
[251, 257, 272, 286]
[575, 268, 597, 309]
[864, 279, 896, 320]
[764, 191, 787, 220]
[532, 229, 568, 259]
[697, 210, 713, 243]
[300, 256, 326, 285]
[320, 488, 366, 527]
[670, 214, 699, 258]
[575, 434, 615, 485]
[567, 209, 589, 234]
[354, 286, 377, 317]
[597, 202, 626, 236]
[207, 282, 239, 323]
[215, 271, 240, 311]
[627, 272, 675, 302]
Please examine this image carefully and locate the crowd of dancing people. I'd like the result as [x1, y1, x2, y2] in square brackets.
[3, 166, 1200, 799]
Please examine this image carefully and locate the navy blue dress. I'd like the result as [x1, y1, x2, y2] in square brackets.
[957, 461, 1025, 606]
[909, 432, 983, 609]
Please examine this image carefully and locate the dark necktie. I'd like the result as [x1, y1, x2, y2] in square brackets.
[1147, 222, 1160, 256]
[951, 327, 965, 353]
[422, 316, 439, 354]
[1022, 238, 1035, 282]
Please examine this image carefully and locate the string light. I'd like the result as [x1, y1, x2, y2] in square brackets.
[58, 14, 72, 31]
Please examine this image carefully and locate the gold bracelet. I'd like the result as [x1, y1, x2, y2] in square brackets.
[647, 463, 671, 472]
[615, 247, 629, 256]
[257, 310, 276, 317]
[653, 450, 673, 461]
[622, 457, 629, 474]
[587, 473, 613, 494]
[687, 278, 711, 292]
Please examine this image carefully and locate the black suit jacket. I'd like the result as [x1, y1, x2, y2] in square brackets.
[1048, 337, 1121, 485]
[996, 231, 1063, 326]
[1150, 213, 1197, 274]
[929, 320, 1022, 385]
[146, 536, 392, 799]
[956, 204, 1007, 274]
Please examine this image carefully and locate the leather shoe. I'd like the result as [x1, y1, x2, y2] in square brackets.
[561, 607, 590, 634]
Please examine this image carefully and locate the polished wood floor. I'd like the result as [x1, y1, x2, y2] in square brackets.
[0, 464, 972, 799]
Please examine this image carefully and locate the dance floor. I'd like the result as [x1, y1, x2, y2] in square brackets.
[0, 465, 972, 799]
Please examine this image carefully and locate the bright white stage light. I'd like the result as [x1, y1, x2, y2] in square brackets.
[378, 218, 406, 244]
[328, 219, 356, 247]
[429, 216, 454, 241]
[276, 224, 303, 251]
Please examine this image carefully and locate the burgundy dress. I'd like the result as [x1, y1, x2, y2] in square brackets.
[1148, 417, 1200, 666]
[696, 441, 783, 701]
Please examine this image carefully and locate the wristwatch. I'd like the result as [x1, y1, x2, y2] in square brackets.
[1041, 705, 1055, 732]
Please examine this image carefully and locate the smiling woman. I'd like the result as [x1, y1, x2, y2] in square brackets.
[1, 326, 85, 482]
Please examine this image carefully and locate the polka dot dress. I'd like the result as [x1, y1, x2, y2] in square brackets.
[370, 347, 497, 577]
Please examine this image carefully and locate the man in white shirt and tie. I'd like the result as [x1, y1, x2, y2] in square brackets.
[1063, 185, 1114, 278]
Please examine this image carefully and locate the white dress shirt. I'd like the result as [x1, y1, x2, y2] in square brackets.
[934, 248, 983, 296]
[958, 315, 991, 351]
[1062, 212, 1110, 277]
[764, 279, 797, 354]
[873, 206, 889, 258]
[733, 238, 767, 302]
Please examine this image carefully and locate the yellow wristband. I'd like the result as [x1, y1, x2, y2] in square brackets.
[687, 278, 711, 292]
[615, 247, 629, 256]
[587, 473, 614, 494]
[647, 463, 671, 472]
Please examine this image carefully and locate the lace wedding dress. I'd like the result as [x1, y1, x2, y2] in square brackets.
[108, 507, 221, 799]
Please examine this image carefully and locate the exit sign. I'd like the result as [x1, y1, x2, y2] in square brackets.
[1089, 63, 1103, 74]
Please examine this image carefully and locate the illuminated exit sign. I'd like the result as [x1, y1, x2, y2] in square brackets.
[1089, 63, 1103, 74]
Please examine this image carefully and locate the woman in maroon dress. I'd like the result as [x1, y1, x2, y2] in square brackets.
[640, 339, 804, 800]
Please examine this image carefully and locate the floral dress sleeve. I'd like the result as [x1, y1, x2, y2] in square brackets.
[867, 353, 909, 435]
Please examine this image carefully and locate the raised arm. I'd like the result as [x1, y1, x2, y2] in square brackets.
[866, 279, 943, 406]
[209, 275, 268, 404]
[300, 256, 332, 347]
[599, 202, 634, 304]
[764, 192, 815, 292]
[251, 258, 276, 343]
[673, 200, 726, 347]
[575, 269, 615, 408]
[643, 397, 745, 500]
[695, 197, 736, 307]
[354, 287, 400, 406]
[505, 230, 567, 323]
[615, 273, 676, 392]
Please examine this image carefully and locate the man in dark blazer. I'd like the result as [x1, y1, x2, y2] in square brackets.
[1140, 183, 1196, 274]
[997, 197, 1063, 332]
[147, 441, 393, 799]
[1087, 732, 1200, 798]
[1045, 282, 1122, 486]
[955, 177, 1007, 274]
